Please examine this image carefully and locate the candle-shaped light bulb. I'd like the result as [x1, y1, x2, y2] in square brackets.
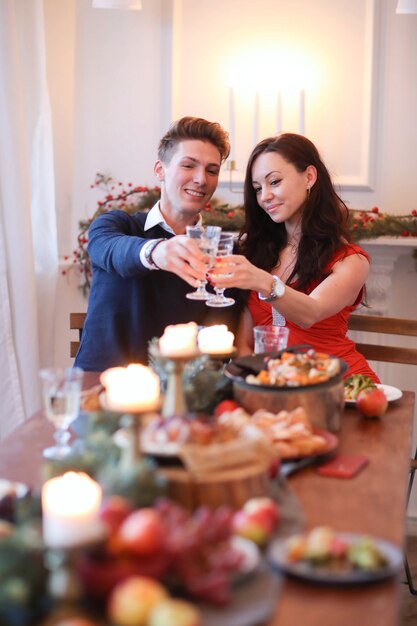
[253, 90, 260, 145]
[228, 86, 235, 162]
[276, 91, 282, 135]
[298, 89, 305, 135]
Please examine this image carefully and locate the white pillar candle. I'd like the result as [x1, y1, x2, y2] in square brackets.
[276, 91, 282, 135]
[253, 90, 260, 145]
[228, 86, 235, 161]
[42, 472, 102, 548]
[100, 363, 160, 412]
[198, 325, 235, 354]
[159, 322, 199, 357]
[298, 89, 305, 135]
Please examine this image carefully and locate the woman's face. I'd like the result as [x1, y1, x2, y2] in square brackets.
[251, 151, 311, 225]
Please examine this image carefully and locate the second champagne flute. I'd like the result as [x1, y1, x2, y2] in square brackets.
[185, 225, 221, 300]
[206, 232, 236, 308]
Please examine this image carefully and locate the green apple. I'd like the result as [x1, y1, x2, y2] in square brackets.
[107, 576, 168, 626]
[148, 598, 202, 626]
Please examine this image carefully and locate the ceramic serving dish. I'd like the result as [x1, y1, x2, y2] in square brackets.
[225, 348, 348, 433]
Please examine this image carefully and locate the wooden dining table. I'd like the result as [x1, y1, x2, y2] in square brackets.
[0, 373, 414, 626]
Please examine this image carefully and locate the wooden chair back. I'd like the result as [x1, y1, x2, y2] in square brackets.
[70, 312, 86, 358]
[348, 314, 417, 366]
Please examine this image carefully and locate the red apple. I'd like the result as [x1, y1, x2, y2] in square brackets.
[54, 615, 98, 626]
[356, 387, 388, 418]
[107, 576, 168, 626]
[214, 399, 240, 417]
[118, 508, 166, 556]
[0, 519, 14, 537]
[100, 496, 134, 534]
[232, 509, 270, 546]
[148, 598, 202, 626]
[243, 497, 280, 533]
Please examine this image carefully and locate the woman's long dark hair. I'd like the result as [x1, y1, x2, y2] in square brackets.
[238, 133, 351, 292]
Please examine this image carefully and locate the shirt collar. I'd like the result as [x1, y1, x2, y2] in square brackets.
[144, 201, 203, 234]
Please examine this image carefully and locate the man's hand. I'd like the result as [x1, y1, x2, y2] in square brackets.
[151, 236, 208, 287]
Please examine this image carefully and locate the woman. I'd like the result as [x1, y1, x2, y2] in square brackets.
[210, 133, 379, 382]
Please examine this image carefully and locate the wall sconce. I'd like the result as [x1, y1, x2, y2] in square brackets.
[92, 0, 142, 9]
[396, 0, 417, 13]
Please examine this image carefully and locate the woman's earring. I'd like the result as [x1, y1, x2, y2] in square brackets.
[307, 184, 311, 197]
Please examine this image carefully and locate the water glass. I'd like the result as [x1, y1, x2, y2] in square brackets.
[40, 366, 84, 460]
[253, 325, 289, 354]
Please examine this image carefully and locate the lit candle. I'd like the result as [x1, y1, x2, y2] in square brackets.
[42, 472, 102, 548]
[276, 91, 282, 135]
[198, 325, 235, 354]
[253, 90, 260, 145]
[298, 89, 305, 135]
[159, 322, 199, 357]
[100, 363, 160, 412]
[228, 86, 235, 161]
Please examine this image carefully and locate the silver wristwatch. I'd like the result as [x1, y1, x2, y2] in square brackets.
[258, 275, 285, 302]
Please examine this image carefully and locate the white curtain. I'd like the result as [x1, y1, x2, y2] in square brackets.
[0, 0, 58, 438]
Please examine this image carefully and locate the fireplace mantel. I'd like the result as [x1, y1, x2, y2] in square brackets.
[358, 238, 416, 316]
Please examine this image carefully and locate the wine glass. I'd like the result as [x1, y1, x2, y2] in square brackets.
[40, 367, 84, 460]
[206, 232, 235, 308]
[185, 225, 221, 300]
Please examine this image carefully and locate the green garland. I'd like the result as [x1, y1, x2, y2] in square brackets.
[65, 174, 417, 296]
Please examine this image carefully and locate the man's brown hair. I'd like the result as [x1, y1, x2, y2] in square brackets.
[158, 116, 230, 164]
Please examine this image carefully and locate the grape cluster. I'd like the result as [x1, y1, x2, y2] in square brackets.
[155, 498, 244, 605]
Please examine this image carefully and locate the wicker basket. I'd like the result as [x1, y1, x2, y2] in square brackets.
[159, 462, 272, 511]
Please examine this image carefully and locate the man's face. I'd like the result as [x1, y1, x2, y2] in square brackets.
[155, 140, 222, 218]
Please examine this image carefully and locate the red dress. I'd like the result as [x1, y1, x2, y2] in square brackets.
[247, 244, 380, 382]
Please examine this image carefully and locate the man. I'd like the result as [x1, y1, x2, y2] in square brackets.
[75, 116, 245, 371]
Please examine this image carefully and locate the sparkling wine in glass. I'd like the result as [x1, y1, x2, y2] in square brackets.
[185, 225, 221, 300]
[40, 367, 84, 460]
[206, 232, 236, 308]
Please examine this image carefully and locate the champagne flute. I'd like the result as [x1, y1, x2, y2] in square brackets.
[40, 367, 84, 460]
[185, 225, 221, 300]
[206, 232, 235, 308]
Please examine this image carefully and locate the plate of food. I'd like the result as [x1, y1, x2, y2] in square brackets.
[217, 405, 338, 462]
[267, 526, 402, 585]
[226, 347, 348, 390]
[344, 376, 403, 405]
[140, 413, 241, 459]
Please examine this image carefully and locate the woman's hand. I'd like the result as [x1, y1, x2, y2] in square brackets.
[208, 254, 273, 294]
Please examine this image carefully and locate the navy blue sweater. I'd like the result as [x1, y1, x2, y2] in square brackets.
[74, 210, 246, 371]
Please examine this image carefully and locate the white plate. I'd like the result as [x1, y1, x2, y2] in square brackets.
[377, 384, 403, 402]
[267, 532, 402, 586]
[345, 384, 403, 405]
[230, 535, 261, 583]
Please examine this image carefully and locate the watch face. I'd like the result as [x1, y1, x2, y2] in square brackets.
[273, 279, 285, 298]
